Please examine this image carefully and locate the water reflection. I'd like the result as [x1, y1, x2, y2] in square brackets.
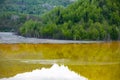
[0, 64, 88, 80]
[20, 59, 120, 65]
[20, 59, 68, 64]
[0, 41, 120, 80]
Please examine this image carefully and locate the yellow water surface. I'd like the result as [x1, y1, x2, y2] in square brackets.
[0, 41, 120, 80]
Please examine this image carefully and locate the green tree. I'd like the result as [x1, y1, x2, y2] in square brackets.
[88, 26, 99, 40]
[109, 26, 120, 40]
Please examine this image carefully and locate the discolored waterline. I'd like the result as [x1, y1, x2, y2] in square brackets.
[0, 41, 120, 80]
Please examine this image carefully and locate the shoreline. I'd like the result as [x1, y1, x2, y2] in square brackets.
[0, 32, 108, 44]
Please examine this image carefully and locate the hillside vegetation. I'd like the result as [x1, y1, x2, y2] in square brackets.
[0, 0, 73, 31]
[0, 0, 73, 15]
[20, 0, 120, 40]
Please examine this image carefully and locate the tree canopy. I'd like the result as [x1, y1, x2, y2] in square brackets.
[19, 0, 120, 40]
[0, 0, 73, 32]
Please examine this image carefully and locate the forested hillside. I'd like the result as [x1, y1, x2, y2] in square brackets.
[0, 0, 73, 31]
[0, 0, 73, 15]
[20, 0, 120, 40]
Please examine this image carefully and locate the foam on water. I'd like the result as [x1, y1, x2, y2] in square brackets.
[0, 64, 88, 80]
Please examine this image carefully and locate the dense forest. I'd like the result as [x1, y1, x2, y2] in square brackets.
[0, 0, 120, 40]
[19, 0, 120, 40]
[0, 0, 73, 15]
[0, 0, 73, 31]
